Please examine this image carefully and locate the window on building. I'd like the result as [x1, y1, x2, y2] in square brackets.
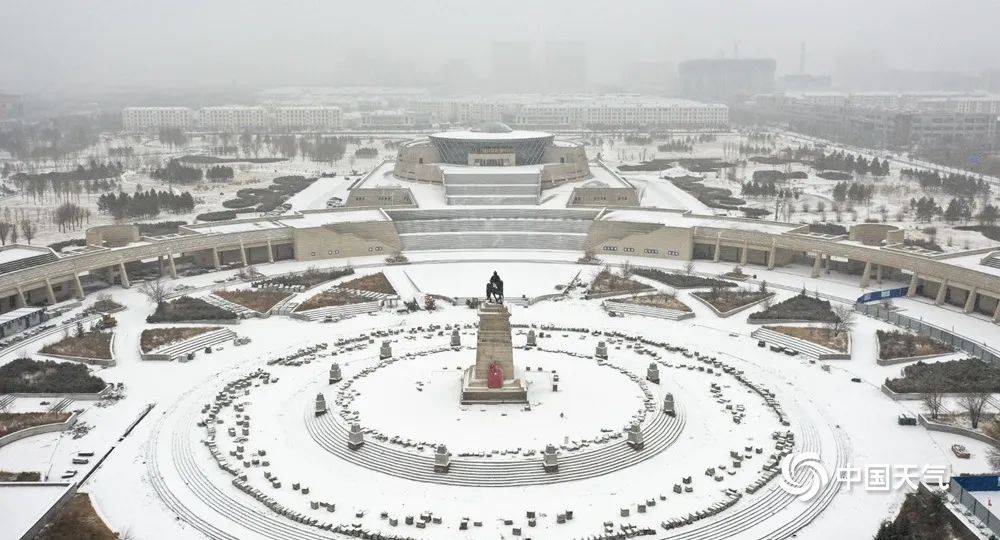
[623, 247, 635, 252]
[603, 246, 618, 251]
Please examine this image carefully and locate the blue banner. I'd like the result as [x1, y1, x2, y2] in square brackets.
[857, 287, 909, 304]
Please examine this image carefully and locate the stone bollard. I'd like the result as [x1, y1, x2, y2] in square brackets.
[434, 444, 451, 473]
[315, 393, 327, 416]
[595, 341, 608, 359]
[526, 329, 536, 347]
[329, 363, 342, 384]
[543, 444, 559, 473]
[347, 423, 364, 450]
[552, 373, 559, 392]
[626, 423, 644, 451]
[451, 328, 461, 348]
[663, 393, 675, 416]
[380, 341, 392, 359]
[646, 362, 660, 384]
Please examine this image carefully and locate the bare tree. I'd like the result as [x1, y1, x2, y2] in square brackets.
[19, 219, 34, 245]
[983, 421, 1000, 471]
[922, 391, 944, 420]
[827, 304, 857, 337]
[9, 222, 18, 244]
[959, 392, 992, 429]
[683, 260, 696, 275]
[0, 221, 10, 245]
[140, 278, 171, 307]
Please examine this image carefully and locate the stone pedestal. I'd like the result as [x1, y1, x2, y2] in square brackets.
[646, 363, 660, 384]
[461, 303, 527, 404]
[663, 393, 675, 416]
[450, 328, 461, 348]
[434, 445, 451, 473]
[595, 341, 608, 359]
[626, 424, 644, 450]
[526, 329, 536, 347]
[379, 341, 392, 359]
[315, 393, 327, 416]
[543, 444, 559, 473]
[347, 424, 364, 450]
[329, 363, 342, 384]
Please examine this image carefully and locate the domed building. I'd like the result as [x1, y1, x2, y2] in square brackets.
[393, 122, 590, 204]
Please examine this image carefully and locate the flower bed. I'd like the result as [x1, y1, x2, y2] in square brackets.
[263, 267, 354, 289]
[884, 358, 1000, 394]
[876, 330, 952, 361]
[0, 470, 41, 481]
[0, 358, 106, 394]
[140, 327, 221, 353]
[35, 493, 118, 540]
[693, 289, 773, 315]
[40, 331, 113, 361]
[764, 326, 849, 352]
[0, 412, 73, 438]
[295, 289, 369, 312]
[341, 272, 397, 295]
[618, 294, 691, 311]
[215, 289, 291, 313]
[748, 294, 837, 322]
[630, 267, 735, 289]
[588, 268, 651, 296]
[147, 296, 238, 323]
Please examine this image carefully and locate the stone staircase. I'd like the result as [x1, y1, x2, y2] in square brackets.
[750, 327, 846, 359]
[49, 397, 73, 413]
[306, 403, 685, 487]
[980, 251, 1000, 270]
[202, 294, 257, 318]
[443, 168, 540, 206]
[603, 300, 695, 321]
[145, 328, 238, 362]
[291, 300, 382, 322]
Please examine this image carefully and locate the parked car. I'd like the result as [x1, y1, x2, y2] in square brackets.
[897, 414, 917, 426]
[952, 444, 971, 459]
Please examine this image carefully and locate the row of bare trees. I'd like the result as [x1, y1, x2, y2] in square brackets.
[0, 220, 36, 245]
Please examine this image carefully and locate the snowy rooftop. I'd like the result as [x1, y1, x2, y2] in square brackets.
[0, 307, 45, 325]
[190, 220, 289, 235]
[0, 245, 54, 265]
[430, 129, 552, 141]
[0, 484, 73, 540]
[934, 251, 1000, 279]
[601, 210, 800, 234]
[280, 209, 387, 228]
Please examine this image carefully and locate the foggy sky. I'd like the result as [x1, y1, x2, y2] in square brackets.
[3, 0, 1000, 93]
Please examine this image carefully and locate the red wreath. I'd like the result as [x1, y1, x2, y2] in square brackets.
[487, 362, 504, 389]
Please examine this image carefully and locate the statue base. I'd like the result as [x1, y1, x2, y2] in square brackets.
[460, 366, 527, 404]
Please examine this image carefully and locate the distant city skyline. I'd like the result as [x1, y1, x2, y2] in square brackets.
[3, 0, 1000, 94]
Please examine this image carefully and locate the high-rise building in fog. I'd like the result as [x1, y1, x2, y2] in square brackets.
[678, 58, 775, 102]
[544, 41, 587, 92]
[0, 94, 23, 121]
[490, 42, 534, 93]
[622, 61, 676, 95]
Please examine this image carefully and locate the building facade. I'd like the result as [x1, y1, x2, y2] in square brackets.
[271, 106, 342, 130]
[122, 107, 194, 131]
[198, 106, 267, 131]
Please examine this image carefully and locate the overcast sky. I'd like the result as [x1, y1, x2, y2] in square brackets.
[2, 0, 1000, 93]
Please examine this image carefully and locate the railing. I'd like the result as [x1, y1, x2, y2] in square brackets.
[855, 302, 1000, 365]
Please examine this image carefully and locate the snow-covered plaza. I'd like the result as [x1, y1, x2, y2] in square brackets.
[1, 251, 996, 540]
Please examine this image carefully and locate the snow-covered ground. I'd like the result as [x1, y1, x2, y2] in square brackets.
[0, 252, 994, 539]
